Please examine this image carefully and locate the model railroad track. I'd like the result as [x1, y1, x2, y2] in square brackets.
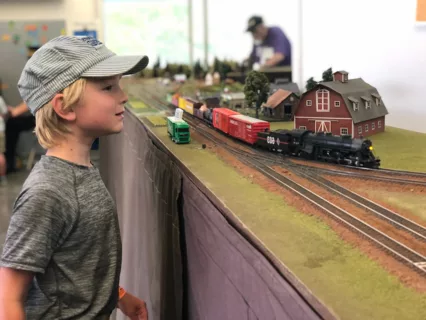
[284, 164, 426, 242]
[239, 158, 426, 276]
[342, 165, 426, 179]
[292, 166, 426, 187]
[178, 113, 426, 276]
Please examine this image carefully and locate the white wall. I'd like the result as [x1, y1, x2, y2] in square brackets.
[0, 0, 104, 41]
[301, 0, 426, 133]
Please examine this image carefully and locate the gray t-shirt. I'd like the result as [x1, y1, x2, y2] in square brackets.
[0, 155, 122, 319]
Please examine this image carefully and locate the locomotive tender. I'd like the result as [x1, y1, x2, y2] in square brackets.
[169, 94, 381, 168]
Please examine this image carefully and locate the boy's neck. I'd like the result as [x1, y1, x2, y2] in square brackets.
[46, 137, 94, 167]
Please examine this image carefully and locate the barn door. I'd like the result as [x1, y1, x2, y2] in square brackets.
[315, 120, 331, 133]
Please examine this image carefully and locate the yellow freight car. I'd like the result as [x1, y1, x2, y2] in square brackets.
[178, 96, 203, 116]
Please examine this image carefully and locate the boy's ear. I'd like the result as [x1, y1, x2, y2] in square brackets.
[51, 93, 76, 121]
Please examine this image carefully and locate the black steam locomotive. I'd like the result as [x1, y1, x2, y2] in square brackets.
[256, 129, 380, 168]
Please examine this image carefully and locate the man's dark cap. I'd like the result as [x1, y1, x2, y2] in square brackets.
[246, 16, 263, 32]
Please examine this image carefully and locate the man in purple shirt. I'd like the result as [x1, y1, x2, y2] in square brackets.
[246, 16, 292, 68]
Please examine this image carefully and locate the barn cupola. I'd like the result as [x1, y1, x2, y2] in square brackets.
[333, 70, 349, 83]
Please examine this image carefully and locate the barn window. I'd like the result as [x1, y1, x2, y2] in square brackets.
[348, 96, 359, 111]
[334, 101, 340, 107]
[372, 122, 375, 130]
[358, 126, 362, 134]
[299, 126, 307, 130]
[378, 120, 382, 128]
[361, 96, 371, 109]
[372, 93, 381, 106]
[316, 89, 330, 112]
[365, 124, 369, 132]
[340, 128, 348, 135]
[306, 100, 312, 106]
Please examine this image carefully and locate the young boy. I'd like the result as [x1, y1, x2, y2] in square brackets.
[0, 36, 149, 319]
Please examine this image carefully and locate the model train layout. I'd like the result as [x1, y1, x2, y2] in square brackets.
[170, 94, 381, 168]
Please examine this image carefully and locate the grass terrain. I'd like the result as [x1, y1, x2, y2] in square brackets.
[270, 121, 293, 131]
[142, 119, 426, 320]
[128, 100, 148, 109]
[369, 127, 426, 172]
[127, 100, 160, 114]
[145, 115, 167, 127]
[360, 189, 426, 222]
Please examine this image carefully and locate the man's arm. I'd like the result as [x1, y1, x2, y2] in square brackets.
[0, 267, 34, 320]
[244, 45, 257, 68]
[8, 102, 29, 118]
[262, 27, 290, 68]
[263, 53, 285, 67]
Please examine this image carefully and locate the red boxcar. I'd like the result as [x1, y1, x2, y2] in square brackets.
[228, 114, 270, 145]
[212, 108, 240, 134]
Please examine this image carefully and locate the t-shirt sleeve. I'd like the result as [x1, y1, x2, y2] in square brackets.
[0, 188, 74, 274]
[271, 28, 291, 58]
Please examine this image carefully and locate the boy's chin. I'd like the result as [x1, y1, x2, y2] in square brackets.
[94, 126, 124, 137]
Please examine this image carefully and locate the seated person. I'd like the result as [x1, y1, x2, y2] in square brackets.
[4, 101, 36, 174]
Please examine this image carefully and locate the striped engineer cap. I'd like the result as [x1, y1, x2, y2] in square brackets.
[17, 35, 149, 115]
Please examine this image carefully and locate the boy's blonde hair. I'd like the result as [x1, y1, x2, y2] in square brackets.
[35, 78, 87, 149]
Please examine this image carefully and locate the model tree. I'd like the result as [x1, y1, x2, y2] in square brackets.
[244, 71, 270, 119]
[306, 77, 318, 91]
[219, 60, 232, 80]
[193, 60, 203, 80]
[322, 67, 333, 82]
[184, 65, 191, 79]
[163, 63, 171, 79]
[213, 57, 221, 73]
[152, 56, 160, 78]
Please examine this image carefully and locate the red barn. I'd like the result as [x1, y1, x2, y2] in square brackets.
[294, 71, 389, 138]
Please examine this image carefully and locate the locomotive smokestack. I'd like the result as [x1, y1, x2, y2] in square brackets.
[333, 71, 349, 83]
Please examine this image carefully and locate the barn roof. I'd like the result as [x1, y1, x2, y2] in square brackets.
[313, 78, 389, 124]
[264, 89, 293, 109]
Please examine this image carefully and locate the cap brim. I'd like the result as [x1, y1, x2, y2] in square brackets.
[81, 55, 149, 77]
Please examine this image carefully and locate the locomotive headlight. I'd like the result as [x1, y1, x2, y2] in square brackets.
[369, 146, 373, 150]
